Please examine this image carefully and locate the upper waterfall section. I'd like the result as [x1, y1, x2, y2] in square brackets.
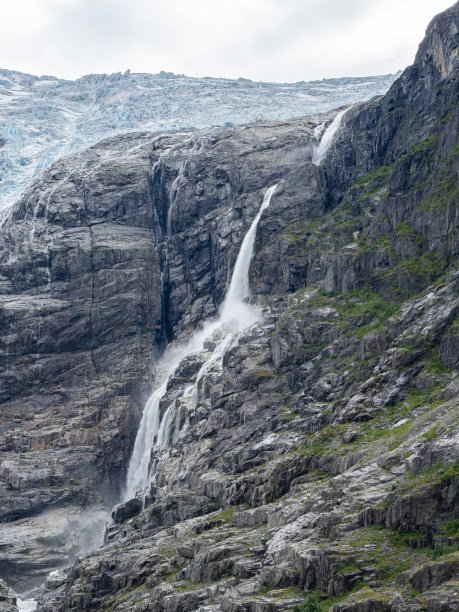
[124, 184, 278, 500]
[0, 69, 398, 209]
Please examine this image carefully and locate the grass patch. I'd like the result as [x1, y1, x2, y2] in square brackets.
[396, 251, 446, 280]
[404, 459, 459, 490]
[299, 424, 347, 456]
[426, 354, 453, 374]
[409, 134, 436, 155]
[419, 168, 459, 211]
[423, 425, 439, 440]
[293, 592, 323, 612]
[350, 134, 435, 191]
[213, 506, 238, 523]
[308, 287, 399, 338]
[260, 584, 277, 595]
[440, 519, 459, 538]
[292, 581, 368, 612]
[352, 165, 393, 188]
[250, 369, 275, 380]
[430, 544, 459, 559]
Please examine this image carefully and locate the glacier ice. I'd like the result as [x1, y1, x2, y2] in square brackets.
[0, 68, 400, 209]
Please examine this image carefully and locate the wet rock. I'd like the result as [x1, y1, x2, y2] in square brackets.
[0, 580, 18, 612]
[112, 498, 142, 524]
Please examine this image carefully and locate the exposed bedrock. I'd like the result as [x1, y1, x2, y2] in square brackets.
[0, 1, 458, 605]
[0, 118, 330, 587]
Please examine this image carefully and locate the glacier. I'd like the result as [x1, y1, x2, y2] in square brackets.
[0, 68, 399, 209]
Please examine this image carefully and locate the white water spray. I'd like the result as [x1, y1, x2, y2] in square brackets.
[312, 108, 348, 166]
[124, 184, 278, 500]
[17, 598, 37, 612]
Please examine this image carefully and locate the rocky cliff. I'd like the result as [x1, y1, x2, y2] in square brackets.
[0, 2, 458, 610]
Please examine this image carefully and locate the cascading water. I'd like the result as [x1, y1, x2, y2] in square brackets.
[166, 135, 210, 236]
[312, 108, 348, 166]
[124, 183, 278, 500]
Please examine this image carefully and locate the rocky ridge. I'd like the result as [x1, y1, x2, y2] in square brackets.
[0, 2, 457, 610]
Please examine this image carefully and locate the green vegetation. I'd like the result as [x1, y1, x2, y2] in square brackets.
[394, 221, 418, 240]
[293, 593, 322, 612]
[104, 584, 151, 611]
[352, 164, 393, 188]
[430, 544, 459, 559]
[375, 249, 450, 299]
[260, 584, 277, 595]
[174, 579, 203, 593]
[283, 201, 361, 255]
[342, 523, 459, 586]
[405, 459, 459, 487]
[396, 250, 446, 279]
[292, 582, 367, 612]
[298, 415, 411, 459]
[426, 354, 453, 373]
[356, 233, 394, 257]
[163, 566, 181, 582]
[331, 288, 397, 323]
[441, 519, 459, 538]
[282, 408, 297, 422]
[419, 167, 459, 211]
[276, 127, 453, 311]
[409, 134, 436, 155]
[388, 388, 439, 423]
[299, 423, 346, 456]
[363, 419, 413, 451]
[352, 134, 436, 190]
[295, 375, 454, 464]
[307, 286, 399, 338]
[213, 506, 238, 523]
[423, 425, 439, 440]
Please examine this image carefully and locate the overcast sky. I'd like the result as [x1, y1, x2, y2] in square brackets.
[0, 0, 454, 82]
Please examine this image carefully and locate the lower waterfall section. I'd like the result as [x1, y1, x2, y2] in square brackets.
[124, 184, 278, 501]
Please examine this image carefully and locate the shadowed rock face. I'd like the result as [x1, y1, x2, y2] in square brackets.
[251, 3, 458, 302]
[0, 2, 458, 606]
[0, 119, 329, 588]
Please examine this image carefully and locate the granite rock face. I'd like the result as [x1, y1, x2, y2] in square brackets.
[0, 119, 329, 589]
[0, 2, 458, 609]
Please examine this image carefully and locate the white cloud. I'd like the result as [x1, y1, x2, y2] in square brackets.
[0, 0, 454, 81]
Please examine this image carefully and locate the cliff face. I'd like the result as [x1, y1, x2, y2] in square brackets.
[0, 3, 458, 609]
[252, 3, 458, 300]
[0, 120, 327, 590]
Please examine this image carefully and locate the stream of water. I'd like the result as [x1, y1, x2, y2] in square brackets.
[124, 183, 278, 500]
[20, 106, 346, 609]
[312, 107, 348, 165]
[125, 102, 346, 500]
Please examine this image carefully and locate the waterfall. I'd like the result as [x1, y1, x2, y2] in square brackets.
[221, 184, 277, 321]
[124, 183, 278, 500]
[312, 108, 348, 166]
[166, 135, 210, 236]
[166, 158, 187, 236]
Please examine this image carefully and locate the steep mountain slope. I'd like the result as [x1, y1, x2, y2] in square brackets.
[0, 68, 397, 209]
[0, 3, 457, 611]
[0, 119, 328, 592]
